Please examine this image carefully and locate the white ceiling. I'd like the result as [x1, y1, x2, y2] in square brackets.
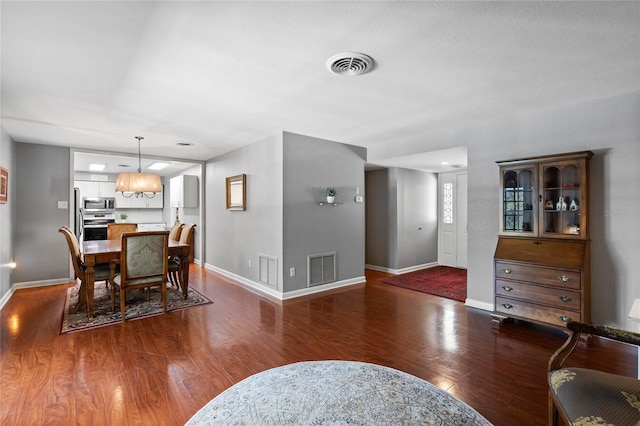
[2, 2, 638, 173]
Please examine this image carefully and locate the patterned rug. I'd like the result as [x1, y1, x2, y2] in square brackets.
[186, 360, 492, 425]
[61, 281, 212, 334]
[379, 266, 467, 302]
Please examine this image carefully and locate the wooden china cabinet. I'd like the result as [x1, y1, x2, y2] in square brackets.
[492, 151, 593, 328]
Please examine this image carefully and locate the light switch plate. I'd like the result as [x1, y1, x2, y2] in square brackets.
[354, 196, 364, 203]
[58, 201, 68, 209]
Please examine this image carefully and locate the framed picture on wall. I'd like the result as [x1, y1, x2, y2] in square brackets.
[0, 167, 7, 204]
[226, 174, 246, 211]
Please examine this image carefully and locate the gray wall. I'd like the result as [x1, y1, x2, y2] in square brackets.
[365, 169, 390, 267]
[0, 128, 15, 296]
[205, 133, 284, 289]
[365, 167, 438, 271]
[282, 132, 366, 292]
[369, 91, 640, 329]
[13, 143, 71, 284]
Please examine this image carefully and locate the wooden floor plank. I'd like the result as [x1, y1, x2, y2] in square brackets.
[0, 265, 636, 426]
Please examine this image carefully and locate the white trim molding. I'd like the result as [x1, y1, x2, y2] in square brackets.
[205, 263, 364, 301]
[365, 262, 439, 275]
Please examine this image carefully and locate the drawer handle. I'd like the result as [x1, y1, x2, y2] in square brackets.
[560, 315, 571, 323]
[502, 285, 513, 292]
[559, 295, 572, 303]
[557, 275, 570, 283]
[503, 268, 512, 274]
[502, 303, 513, 309]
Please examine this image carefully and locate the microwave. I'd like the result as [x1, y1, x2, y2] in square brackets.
[82, 197, 116, 213]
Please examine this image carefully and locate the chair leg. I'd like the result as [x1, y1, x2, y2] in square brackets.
[549, 393, 559, 426]
[161, 281, 167, 313]
[120, 287, 126, 323]
[110, 283, 116, 311]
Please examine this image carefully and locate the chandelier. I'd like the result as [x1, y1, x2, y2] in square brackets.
[115, 136, 162, 198]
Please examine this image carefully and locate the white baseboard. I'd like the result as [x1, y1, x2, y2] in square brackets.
[0, 286, 16, 310]
[14, 278, 70, 289]
[281, 277, 365, 300]
[205, 263, 283, 299]
[365, 262, 438, 275]
[204, 263, 365, 300]
[465, 298, 493, 312]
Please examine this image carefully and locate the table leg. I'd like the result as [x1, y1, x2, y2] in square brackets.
[181, 258, 189, 299]
[84, 262, 95, 319]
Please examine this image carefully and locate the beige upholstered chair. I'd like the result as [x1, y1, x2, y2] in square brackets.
[167, 224, 195, 295]
[109, 231, 169, 322]
[548, 321, 640, 426]
[168, 223, 183, 242]
[107, 223, 138, 240]
[59, 226, 112, 316]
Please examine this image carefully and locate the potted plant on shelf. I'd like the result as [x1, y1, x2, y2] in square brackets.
[119, 213, 128, 223]
[324, 188, 337, 204]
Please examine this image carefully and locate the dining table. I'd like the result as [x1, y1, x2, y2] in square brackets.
[81, 238, 191, 319]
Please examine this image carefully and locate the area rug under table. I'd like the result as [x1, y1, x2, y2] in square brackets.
[186, 360, 492, 425]
[61, 281, 212, 333]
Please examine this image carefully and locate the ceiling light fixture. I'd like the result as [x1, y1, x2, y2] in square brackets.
[148, 162, 170, 170]
[115, 136, 162, 198]
[88, 163, 106, 171]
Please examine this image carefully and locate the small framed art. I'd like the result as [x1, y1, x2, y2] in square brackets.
[226, 174, 246, 211]
[0, 167, 8, 204]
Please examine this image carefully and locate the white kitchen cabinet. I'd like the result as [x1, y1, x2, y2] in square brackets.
[170, 175, 198, 208]
[75, 180, 116, 198]
[137, 223, 167, 231]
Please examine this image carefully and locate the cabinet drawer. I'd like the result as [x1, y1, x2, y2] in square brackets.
[495, 262, 581, 290]
[495, 279, 580, 310]
[495, 296, 581, 327]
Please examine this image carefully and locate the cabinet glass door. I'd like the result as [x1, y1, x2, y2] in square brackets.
[540, 162, 584, 237]
[501, 167, 536, 235]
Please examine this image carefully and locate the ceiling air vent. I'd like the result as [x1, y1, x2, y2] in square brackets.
[326, 52, 374, 76]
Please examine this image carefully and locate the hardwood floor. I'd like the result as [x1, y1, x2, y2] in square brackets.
[1, 266, 636, 425]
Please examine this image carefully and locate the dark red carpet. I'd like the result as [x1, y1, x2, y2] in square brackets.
[379, 266, 467, 302]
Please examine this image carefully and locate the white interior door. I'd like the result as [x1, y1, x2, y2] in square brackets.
[438, 173, 467, 268]
[438, 174, 456, 266]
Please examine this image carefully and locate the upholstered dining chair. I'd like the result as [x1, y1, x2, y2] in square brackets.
[169, 223, 183, 242]
[548, 321, 640, 426]
[167, 223, 196, 294]
[59, 226, 113, 316]
[109, 231, 170, 323]
[107, 223, 138, 240]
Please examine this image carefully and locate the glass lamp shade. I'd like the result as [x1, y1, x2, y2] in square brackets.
[115, 172, 162, 194]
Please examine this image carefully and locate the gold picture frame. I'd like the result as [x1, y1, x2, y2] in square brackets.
[226, 174, 246, 211]
[0, 167, 8, 204]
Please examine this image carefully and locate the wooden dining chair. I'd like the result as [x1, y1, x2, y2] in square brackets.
[167, 224, 196, 295]
[59, 226, 113, 317]
[108, 231, 170, 322]
[107, 223, 138, 240]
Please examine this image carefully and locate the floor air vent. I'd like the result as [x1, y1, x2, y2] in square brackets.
[307, 253, 336, 287]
